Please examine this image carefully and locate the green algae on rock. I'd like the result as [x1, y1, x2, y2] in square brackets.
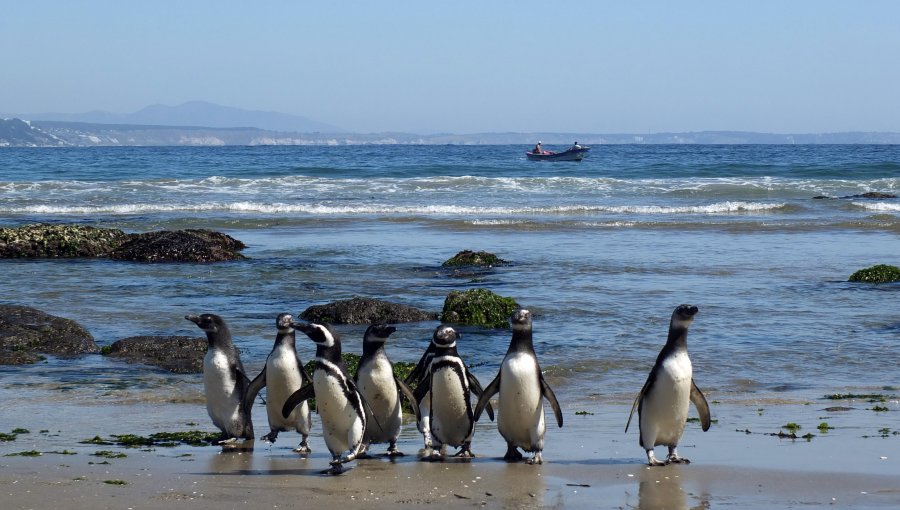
[440, 288, 519, 328]
[0, 224, 129, 258]
[848, 264, 900, 283]
[441, 250, 509, 268]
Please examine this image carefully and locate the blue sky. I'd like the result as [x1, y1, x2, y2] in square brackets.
[2, 1, 899, 134]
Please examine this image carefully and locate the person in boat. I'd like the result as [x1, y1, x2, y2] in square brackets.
[533, 141, 543, 154]
[571, 141, 582, 150]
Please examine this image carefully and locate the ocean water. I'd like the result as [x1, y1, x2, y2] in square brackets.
[1, 144, 898, 422]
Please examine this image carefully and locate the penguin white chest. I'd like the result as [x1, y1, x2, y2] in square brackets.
[430, 362, 472, 446]
[357, 358, 401, 442]
[203, 350, 240, 427]
[266, 347, 307, 427]
[314, 368, 363, 454]
[642, 351, 692, 446]
[498, 352, 544, 448]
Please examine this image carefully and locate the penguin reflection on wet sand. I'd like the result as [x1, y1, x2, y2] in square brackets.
[626, 304, 711, 466]
[354, 324, 420, 457]
[185, 313, 254, 443]
[474, 308, 563, 464]
[416, 324, 493, 460]
[281, 322, 366, 474]
[243, 313, 313, 453]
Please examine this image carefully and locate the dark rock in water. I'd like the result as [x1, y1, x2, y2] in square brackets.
[441, 250, 509, 268]
[0, 305, 99, 364]
[440, 288, 519, 329]
[103, 336, 207, 373]
[848, 264, 900, 284]
[0, 224, 247, 263]
[299, 297, 437, 325]
[0, 223, 129, 258]
[109, 229, 247, 262]
[813, 192, 897, 200]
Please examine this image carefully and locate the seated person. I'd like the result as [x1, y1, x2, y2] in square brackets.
[533, 141, 543, 154]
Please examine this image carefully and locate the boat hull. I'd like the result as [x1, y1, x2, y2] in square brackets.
[526, 147, 590, 161]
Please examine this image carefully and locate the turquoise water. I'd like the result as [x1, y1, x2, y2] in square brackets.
[0, 144, 898, 411]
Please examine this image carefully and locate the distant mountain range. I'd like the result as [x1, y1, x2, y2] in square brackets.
[2, 101, 342, 134]
[2, 101, 900, 146]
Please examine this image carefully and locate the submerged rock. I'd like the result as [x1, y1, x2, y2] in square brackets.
[103, 336, 207, 373]
[109, 229, 247, 262]
[0, 224, 247, 263]
[441, 250, 509, 268]
[848, 264, 900, 284]
[440, 288, 519, 328]
[813, 192, 898, 200]
[0, 305, 99, 365]
[0, 224, 129, 258]
[299, 297, 437, 325]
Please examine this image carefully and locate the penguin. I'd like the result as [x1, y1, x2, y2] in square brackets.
[474, 308, 563, 464]
[281, 322, 366, 474]
[185, 313, 254, 442]
[417, 324, 493, 460]
[243, 313, 313, 453]
[354, 324, 420, 457]
[625, 304, 711, 466]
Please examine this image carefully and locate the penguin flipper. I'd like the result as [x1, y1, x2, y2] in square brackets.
[690, 379, 711, 432]
[539, 374, 563, 428]
[625, 393, 641, 433]
[243, 366, 267, 414]
[405, 343, 435, 386]
[282, 384, 315, 419]
[297, 356, 313, 385]
[466, 370, 494, 421]
[395, 377, 422, 423]
[473, 373, 500, 422]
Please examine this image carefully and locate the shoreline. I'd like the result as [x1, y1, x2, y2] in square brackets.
[3, 398, 899, 509]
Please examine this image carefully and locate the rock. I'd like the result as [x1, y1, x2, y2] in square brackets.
[813, 192, 898, 200]
[848, 264, 900, 284]
[0, 305, 99, 364]
[103, 336, 207, 373]
[440, 289, 519, 328]
[109, 229, 247, 262]
[299, 297, 437, 325]
[441, 250, 508, 268]
[0, 224, 129, 258]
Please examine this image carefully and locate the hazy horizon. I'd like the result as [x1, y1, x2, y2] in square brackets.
[3, 1, 899, 134]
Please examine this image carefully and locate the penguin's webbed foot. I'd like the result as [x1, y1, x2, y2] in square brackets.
[454, 443, 474, 458]
[217, 436, 238, 445]
[292, 439, 311, 454]
[386, 443, 405, 457]
[526, 452, 544, 465]
[261, 431, 278, 443]
[665, 447, 690, 464]
[646, 450, 666, 466]
[503, 443, 524, 462]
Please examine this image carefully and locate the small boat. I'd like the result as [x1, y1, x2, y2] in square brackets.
[525, 146, 590, 161]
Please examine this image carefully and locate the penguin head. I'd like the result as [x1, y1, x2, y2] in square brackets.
[670, 304, 699, 329]
[292, 321, 338, 348]
[510, 308, 532, 330]
[432, 325, 459, 348]
[185, 313, 225, 334]
[275, 313, 294, 332]
[363, 324, 396, 346]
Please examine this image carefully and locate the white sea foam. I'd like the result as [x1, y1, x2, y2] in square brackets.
[850, 202, 900, 212]
[0, 200, 788, 216]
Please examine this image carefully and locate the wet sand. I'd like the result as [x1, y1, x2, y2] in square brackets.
[2, 398, 899, 509]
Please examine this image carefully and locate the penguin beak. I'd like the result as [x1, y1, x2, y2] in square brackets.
[290, 321, 312, 334]
[185, 315, 200, 325]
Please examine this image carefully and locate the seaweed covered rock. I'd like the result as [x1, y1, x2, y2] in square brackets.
[441, 250, 508, 268]
[103, 336, 207, 373]
[848, 264, 900, 284]
[440, 288, 519, 328]
[109, 229, 247, 262]
[0, 305, 99, 364]
[0, 223, 129, 258]
[299, 297, 437, 325]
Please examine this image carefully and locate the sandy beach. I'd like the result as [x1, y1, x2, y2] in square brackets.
[3, 397, 899, 509]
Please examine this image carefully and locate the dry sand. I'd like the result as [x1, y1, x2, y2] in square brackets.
[2, 399, 899, 509]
